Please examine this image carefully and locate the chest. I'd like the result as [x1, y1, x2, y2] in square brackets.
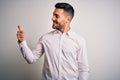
[43, 34, 79, 56]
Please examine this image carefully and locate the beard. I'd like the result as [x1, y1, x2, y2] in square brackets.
[52, 21, 66, 30]
[52, 21, 59, 29]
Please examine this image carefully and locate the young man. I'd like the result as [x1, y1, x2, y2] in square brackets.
[17, 2, 89, 80]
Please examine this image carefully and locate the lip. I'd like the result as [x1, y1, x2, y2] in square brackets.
[53, 22, 57, 24]
[53, 21, 57, 23]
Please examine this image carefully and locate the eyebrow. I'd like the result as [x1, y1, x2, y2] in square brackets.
[53, 13, 60, 17]
[53, 13, 58, 15]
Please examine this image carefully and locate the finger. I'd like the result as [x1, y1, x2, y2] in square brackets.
[17, 35, 24, 39]
[17, 34, 24, 37]
[18, 37, 24, 41]
[17, 37, 24, 40]
[18, 25, 23, 31]
[17, 31, 24, 34]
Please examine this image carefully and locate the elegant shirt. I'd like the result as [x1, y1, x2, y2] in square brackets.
[19, 29, 89, 80]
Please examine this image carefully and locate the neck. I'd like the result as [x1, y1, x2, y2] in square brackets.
[60, 24, 70, 33]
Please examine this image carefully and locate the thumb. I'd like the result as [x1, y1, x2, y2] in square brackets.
[18, 25, 23, 31]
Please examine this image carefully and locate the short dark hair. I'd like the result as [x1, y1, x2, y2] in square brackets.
[55, 2, 74, 20]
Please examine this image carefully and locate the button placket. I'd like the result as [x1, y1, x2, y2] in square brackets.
[58, 33, 64, 80]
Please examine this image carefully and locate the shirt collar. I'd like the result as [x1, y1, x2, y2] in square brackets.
[53, 29, 73, 36]
[67, 29, 73, 36]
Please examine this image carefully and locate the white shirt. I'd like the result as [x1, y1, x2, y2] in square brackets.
[19, 29, 89, 80]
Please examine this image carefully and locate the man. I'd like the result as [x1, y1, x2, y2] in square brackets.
[17, 2, 89, 80]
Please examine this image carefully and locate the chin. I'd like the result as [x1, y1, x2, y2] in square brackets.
[52, 26, 59, 30]
[52, 25, 55, 29]
[52, 25, 57, 29]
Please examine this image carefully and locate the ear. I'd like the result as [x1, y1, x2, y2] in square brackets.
[66, 16, 71, 23]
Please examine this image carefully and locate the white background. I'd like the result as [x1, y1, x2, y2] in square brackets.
[0, 0, 120, 80]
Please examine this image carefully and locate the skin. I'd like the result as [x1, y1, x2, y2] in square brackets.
[52, 8, 71, 32]
[17, 8, 72, 43]
[17, 25, 24, 43]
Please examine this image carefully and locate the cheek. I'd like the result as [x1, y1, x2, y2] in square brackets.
[57, 17, 66, 24]
[56, 18, 61, 22]
[61, 19, 67, 24]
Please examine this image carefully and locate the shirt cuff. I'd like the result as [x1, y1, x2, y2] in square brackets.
[18, 40, 27, 47]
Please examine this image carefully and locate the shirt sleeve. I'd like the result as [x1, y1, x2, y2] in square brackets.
[18, 38, 44, 64]
[77, 39, 89, 80]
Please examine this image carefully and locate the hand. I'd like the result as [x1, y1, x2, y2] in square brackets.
[17, 25, 25, 43]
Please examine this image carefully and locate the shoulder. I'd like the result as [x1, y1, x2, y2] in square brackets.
[70, 31, 86, 46]
[71, 31, 86, 41]
[38, 30, 56, 41]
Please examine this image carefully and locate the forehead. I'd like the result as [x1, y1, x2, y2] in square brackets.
[53, 8, 64, 15]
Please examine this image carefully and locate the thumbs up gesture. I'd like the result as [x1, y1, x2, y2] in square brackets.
[17, 25, 25, 43]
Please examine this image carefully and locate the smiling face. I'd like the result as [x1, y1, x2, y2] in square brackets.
[52, 8, 70, 30]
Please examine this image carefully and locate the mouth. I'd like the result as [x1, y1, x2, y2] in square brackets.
[52, 22, 58, 28]
[53, 20, 58, 23]
[53, 22, 57, 24]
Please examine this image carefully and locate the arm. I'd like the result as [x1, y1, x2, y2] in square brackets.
[19, 40, 44, 64]
[77, 39, 89, 80]
[17, 25, 44, 64]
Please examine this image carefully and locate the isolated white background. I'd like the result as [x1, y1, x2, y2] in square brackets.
[0, 0, 120, 80]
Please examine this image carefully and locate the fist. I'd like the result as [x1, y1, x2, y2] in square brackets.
[17, 25, 25, 43]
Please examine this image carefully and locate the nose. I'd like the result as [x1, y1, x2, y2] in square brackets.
[52, 15, 55, 21]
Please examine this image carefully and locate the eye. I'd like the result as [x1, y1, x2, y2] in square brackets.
[56, 15, 59, 18]
[53, 13, 59, 18]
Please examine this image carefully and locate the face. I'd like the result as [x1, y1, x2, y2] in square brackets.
[52, 8, 69, 30]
